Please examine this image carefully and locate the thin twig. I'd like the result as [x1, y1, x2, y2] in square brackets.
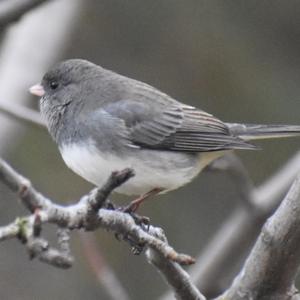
[0, 157, 52, 212]
[87, 168, 135, 212]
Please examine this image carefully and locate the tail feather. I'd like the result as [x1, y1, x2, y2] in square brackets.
[227, 123, 300, 141]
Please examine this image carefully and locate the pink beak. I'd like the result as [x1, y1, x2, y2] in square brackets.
[29, 84, 45, 97]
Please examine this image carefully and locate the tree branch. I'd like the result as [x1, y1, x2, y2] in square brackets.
[189, 151, 300, 296]
[147, 234, 205, 300]
[0, 157, 204, 300]
[218, 173, 300, 300]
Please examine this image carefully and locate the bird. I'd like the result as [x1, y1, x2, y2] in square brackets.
[29, 59, 300, 210]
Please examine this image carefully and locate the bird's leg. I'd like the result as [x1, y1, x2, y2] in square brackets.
[119, 187, 164, 230]
[115, 188, 163, 255]
[123, 187, 164, 214]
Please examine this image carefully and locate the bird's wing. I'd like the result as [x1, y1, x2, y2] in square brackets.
[101, 98, 255, 152]
[80, 108, 138, 151]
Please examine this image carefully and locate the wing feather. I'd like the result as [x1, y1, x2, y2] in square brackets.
[99, 81, 255, 152]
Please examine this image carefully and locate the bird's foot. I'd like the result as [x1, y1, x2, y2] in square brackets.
[114, 188, 164, 254]
[114, 212, 149, 255]
[116, 208, 150, 231]
[114, 231, 146, 255]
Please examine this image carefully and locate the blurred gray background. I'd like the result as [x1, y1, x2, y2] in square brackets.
[0, 1, 299, 299]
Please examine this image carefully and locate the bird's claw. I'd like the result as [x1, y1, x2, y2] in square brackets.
[113, 208, 150, 255]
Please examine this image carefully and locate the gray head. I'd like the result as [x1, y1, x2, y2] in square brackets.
[29, 59, 109, 141]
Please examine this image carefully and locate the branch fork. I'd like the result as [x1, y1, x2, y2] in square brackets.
[0, 158, 195, 270]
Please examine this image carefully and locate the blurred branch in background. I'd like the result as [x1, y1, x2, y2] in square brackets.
[218, 174, 300, 300]
[208, 154, 255, 208]
[0, 0, 50, 28]
[191, 151, 300, 297]
[80, 232, 131, 300]
[0, 0, 82, 153]
[0, 100, 45, 127]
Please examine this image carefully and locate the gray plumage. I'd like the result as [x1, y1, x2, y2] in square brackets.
[33, 59, 300, 195]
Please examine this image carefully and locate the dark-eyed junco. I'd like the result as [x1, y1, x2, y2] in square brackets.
[29, 59, 300, 205]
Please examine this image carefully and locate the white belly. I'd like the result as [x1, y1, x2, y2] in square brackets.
[60, 142, 225, 196]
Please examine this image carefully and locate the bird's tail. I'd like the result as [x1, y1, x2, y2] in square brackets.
[227, 123, 300, 141]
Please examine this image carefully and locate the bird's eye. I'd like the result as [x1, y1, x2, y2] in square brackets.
[49, 81, 59, 90]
